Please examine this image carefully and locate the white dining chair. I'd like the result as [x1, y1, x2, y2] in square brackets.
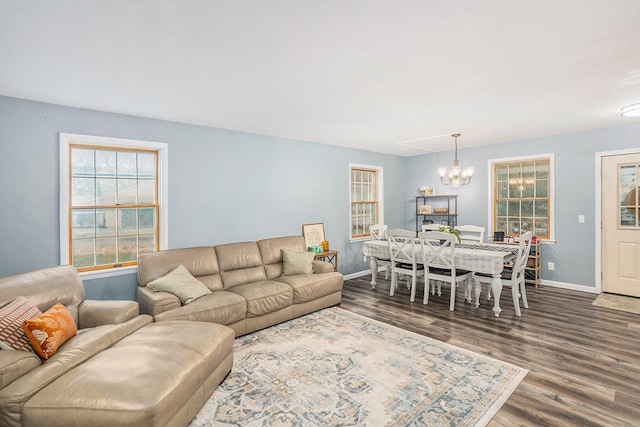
[421, 224, 444, 298]
[418, 231, 471, 310]
[369, 224, 391, 280]
[473, 231, 532, 316]
[421, 223, 441, 232]
[387, 229, 424, 302]
[456, 225, 486, 243]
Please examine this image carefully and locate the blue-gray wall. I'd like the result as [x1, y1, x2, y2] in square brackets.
[406, 123, 640, 289]
[2, 95, 639, 297]
[0, 96, 406, 299]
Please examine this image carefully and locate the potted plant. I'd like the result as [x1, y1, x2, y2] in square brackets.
[438, 226, 461, 243]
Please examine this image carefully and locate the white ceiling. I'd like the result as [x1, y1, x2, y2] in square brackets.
[1, 0, 639, 156]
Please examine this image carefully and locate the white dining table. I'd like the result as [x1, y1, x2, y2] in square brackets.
[362, 239, 517, 317]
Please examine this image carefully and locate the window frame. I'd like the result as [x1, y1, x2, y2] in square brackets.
[59, 133, 169, 279]
[349, 163, 384, 241]
[487, 153, 555, 242]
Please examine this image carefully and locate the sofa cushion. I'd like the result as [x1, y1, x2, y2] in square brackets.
[138, 246, 223, 291]
[22, 321, 234, 427]
[227, 281, 293, 317]
[0, 351, 41, 390]
[154, 290, 247, 325]
[257, 236, 307, 279]
[215, 242, 267, 289]
[147, 264, 212, 304]
[276, 272, 344, 303]
[22, 302, 78, 359]
[0, 297, 42, 353]
[0, 315, 153, 426]
[281, 249, 315, 276]
[0, 265, 84, 327]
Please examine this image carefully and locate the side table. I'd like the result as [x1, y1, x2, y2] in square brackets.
[314, 250, 338, 272]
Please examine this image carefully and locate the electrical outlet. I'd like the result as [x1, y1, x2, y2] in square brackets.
[578, 214, 585, 223]
[548, 262, 555, 271]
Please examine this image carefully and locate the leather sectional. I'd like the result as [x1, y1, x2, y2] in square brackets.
[136, 235, 344, 336]
[0, 235, 343, 426]
[0, 265, 234, 427]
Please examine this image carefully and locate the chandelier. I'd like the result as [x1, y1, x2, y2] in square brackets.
[438, 133, 474, 187]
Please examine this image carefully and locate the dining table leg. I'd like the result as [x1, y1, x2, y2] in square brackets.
[491, 273, 502, 317]
[474, 275, 481, 308]
[369, 257, 379, 289]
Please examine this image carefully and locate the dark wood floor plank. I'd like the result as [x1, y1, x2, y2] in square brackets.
[340, 274, 640, 427]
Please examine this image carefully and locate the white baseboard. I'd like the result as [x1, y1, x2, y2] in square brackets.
[344, 268, 384, 281]
[540, 279, 598, 294]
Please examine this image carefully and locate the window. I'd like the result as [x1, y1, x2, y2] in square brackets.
[490, 154, 554, 240]
[60, 133, 168, 276]
[350, 164, 383, 239]
[620, 163, 639, 228]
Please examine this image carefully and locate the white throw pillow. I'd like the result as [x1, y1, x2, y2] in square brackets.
[281, 249, 315, 276]
[147, 264, 212, 304]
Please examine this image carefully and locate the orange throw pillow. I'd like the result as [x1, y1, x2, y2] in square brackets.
[22, 302, 77, 359]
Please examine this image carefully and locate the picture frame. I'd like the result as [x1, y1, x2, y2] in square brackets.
[302, 223, 325, 248]
[419, 204, 432, 214]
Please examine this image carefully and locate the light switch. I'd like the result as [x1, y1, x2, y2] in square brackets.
[578, 215, 585, 223]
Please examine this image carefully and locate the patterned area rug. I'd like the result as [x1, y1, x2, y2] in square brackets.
[190, 308, 527, 427]
[592, 293, 640, 315]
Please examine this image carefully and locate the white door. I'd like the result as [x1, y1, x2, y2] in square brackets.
[602, 153, 640, 296]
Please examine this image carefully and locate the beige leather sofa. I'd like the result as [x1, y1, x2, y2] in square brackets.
[137, 235, 344, 336]
[0, 265, 234, 427]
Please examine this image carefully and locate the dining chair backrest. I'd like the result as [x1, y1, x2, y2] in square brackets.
[456, 225, 486, 243]
[387, 229, 419, 265]
[471, 230, 533, 317]
[512, 231, 533, 280]
[387, 229, 424, 302]
[421, 223, 441, 232]
[370, 224, 388, 240]
[417, 231, 456, 270]
[418, 231, 469, 310]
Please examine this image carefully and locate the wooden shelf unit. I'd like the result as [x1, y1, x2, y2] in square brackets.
[501, 239, 541, 287]
[415, 195, 458, 233]
[525, 240, 541, 287]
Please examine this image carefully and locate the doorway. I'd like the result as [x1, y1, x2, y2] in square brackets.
[601, 153, 640, 296]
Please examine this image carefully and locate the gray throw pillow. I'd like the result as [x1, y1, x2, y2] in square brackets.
[147, 264, 212, 304]
[282, 249, 315, 276]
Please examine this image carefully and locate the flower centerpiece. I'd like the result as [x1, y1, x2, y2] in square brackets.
[438, 226, 461, 243]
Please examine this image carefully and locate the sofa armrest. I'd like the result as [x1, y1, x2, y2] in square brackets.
[0, 350, 41, 389]
[77, 300, 139, 329]
[136, 286, 181, 317]
[313, 260, 334, 274]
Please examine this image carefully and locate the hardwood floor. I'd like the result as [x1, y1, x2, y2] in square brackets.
[340, 274, 640, 427]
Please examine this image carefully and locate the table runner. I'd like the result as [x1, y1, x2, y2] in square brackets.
[456, 243, 518, 253]
[363, 240, 516, 275]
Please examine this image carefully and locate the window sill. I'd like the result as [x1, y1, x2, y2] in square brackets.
[78, 265, 138, 280]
